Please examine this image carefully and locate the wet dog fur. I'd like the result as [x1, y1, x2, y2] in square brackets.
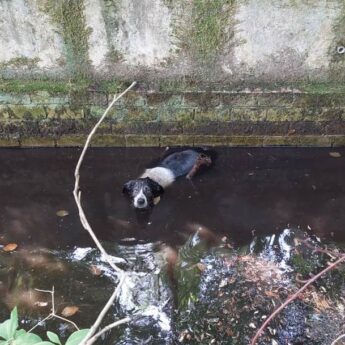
[123, 147, 215, 210]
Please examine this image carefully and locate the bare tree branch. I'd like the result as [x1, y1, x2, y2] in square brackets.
[331, 333, 345, 345]
[73, 82, 137, 274]
[250, 254, 345, 345]
[73, 82, 136, 345]
[28, 286, 80, 333]
[86, 316, 131, 345]
[82, 273, 127, 345]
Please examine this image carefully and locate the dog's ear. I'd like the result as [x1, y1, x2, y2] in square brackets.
[123, 180, 135, 195]
[146, 178, 164, 197]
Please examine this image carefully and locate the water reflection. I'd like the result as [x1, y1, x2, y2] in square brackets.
[250, 228, 294, 271]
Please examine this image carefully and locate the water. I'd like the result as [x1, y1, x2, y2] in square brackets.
[0, 147, 344, 344]
[1, 147, 344, 247]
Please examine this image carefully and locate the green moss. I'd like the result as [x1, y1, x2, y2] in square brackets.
[296, 82, 345, 94]
[39, 0, 91, 79]
[91, 134, 126, 147]
[0, 79, 124, 94]
[124, 134, 160, 147]
[99, 80, 122, 93]
[106, 49, 124, 64]
[329, 1, 345, 81]
[192, 0, 234, 58]
[173, 0, 235, 63]
[0, 57, 40, 69]
[101, 0, 123, 65]
[20, 137, 55, 147]
[0, 80, 88, 93]
[56, 135, 86, 147]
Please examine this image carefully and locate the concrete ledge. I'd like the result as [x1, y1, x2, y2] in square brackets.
[20, 137, 55, 147]
[1, 134, 343, 148]
[0, 138, 20, 147]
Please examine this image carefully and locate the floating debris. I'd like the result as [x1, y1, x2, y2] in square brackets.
[3, 243, 18, 252]
[56, 209, 69, 217]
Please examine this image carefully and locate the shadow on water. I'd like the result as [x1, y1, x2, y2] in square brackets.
[0, 147, 344, 344]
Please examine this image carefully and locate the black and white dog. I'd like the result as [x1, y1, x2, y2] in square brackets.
[123, 148, 214, 210]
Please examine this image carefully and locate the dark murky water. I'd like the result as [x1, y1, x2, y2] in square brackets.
[0, 147, 344, 344]
[1, 147, 344, 247]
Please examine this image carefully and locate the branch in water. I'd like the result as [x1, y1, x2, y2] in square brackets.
[73, 82, 136, 345]
[250, 254, 345, 345]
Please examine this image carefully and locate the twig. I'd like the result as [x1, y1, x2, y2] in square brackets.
[82, 274, 128, 345]
[300, 239, 341, 259]
[28, 286, 79, 333]
[250, 254, 345, 345]
[73, 82, 136, 345]
[331, 333, 345, 345]
[86, 317, 131, 345]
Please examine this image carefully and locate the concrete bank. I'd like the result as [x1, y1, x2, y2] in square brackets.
[0, 85, 344, 147]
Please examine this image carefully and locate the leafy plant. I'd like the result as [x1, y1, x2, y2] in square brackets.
[0, 307, 89, 345]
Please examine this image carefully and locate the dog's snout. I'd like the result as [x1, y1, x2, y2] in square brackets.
[137, 198, 145, 206]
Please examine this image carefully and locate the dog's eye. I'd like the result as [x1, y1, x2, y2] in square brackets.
[144, 186, 150, 193]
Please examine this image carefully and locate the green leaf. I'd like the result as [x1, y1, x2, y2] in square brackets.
[0, 320, 12, 340]
[46, 332, 61, 345]
[0, 340, 8, 345]
[0, 307, 18, 341]
[13, 332, 42, 345]
[35, 342, 56, 345]
[14, 329, 26, 337]
[65, 329, 90, 345]
[9, 308, 18, 337]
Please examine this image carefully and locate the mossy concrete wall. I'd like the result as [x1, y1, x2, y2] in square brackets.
[0, 0, 344, 146]
[1, 0, 345, 82]
[0, 85, 344, 147]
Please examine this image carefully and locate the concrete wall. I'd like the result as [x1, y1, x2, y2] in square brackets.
[0, 0, 344, 146]
[1, 88, 344, 147]
[0, 0, 344, 83]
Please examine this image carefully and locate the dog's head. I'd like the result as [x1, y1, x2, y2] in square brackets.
[122, 177, 164, 209]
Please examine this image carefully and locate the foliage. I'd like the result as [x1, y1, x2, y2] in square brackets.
[0, 79, 122, 94]
[0, 57, 40, 69]
[0, 308, 89, 345]
[172, 0, 235, 62]
[39, 0, 91, 79]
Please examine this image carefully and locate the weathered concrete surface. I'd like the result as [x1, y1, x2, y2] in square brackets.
[84, 0, 109, 68]
[0, 0, 64, 70]
[0, 0, 344, 82]
[231, 0, 341, 80]
[110, 0, 175, 66]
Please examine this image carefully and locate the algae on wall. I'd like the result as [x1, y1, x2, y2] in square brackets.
[101, 0, 123, 64]
[330, 0, 345, 81]
[38, 0, 91, 79]
[170, 0, 236, 73]
[0, 0, 345, 84]
[187, 0, 235, 60]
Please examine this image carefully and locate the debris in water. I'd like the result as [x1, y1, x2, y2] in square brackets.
[61, 306, 79, 317]
[89, 265, 102, 276]
[329, 152, 342, 158]
[56, 209, 69, 217]
[35, 301, 49, 307]
[3, 243, 18, 252]
[197, 263, 206, 271]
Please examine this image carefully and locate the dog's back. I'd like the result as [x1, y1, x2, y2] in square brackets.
[159, 149, 200, 178]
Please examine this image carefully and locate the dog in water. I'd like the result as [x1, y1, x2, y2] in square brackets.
[123, 148, 214, 210]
